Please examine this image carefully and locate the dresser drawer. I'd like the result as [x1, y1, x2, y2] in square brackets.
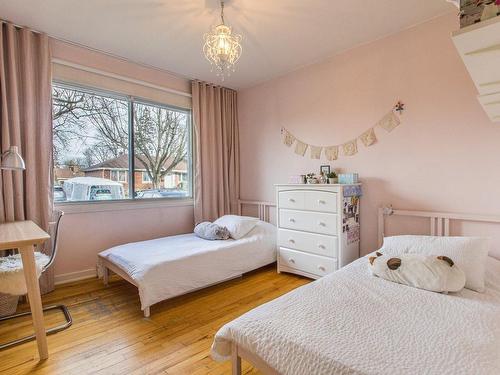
[304, 191, 337, 213]
[278, 191, 305, 210]
[279, 248, 337, 277]
[279, 209, 338, 235]
[278, 229, 338, 258]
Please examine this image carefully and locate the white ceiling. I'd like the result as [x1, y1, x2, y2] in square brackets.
[0, 0, 454, 89]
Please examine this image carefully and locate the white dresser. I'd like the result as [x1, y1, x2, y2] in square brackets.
[276, 184, 361, 279]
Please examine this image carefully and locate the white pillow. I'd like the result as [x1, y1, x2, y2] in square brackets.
[381, 235, 489, 292]
[213, 215, 259, 240]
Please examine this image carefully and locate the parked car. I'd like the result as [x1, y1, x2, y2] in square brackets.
[53, 185, 67, 202]
[63, 177, 125, 201]
[135, 189, 187, 199]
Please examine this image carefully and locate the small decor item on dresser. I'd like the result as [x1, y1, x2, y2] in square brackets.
[338, 173, 359, 184]
[320, 165, 330, 175]
[306, 173, 318, 184]
[327, 171, 338, 184]
[288, 175, 305, 184]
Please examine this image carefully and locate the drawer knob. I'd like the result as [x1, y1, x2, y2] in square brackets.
[289, 218, 296, 223]
[318, 265, 326, 272]
[318, 221, 326, 227]
[318, 199, 326, 204]
[288, 238, 295, 243]
[318, 244, 326, 249]
[289, 198, 295, 203]
[289, 258, 295, 263]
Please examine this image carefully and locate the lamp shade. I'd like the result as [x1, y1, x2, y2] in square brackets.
[1, 146, 25, 170]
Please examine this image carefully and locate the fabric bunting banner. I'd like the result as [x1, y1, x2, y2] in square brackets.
[280, 105, 403, 160]
[310, 145, 322, 159]
[324, 145, 339, 161]
[294, 140, 308, 156]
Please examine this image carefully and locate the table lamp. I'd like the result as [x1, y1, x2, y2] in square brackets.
[0, 146, 25, 170]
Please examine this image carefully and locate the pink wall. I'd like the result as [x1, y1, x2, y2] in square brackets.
[238, 13, 500, 257]
[50, 39, 191, 95]
[51, 40, 195, 278]
[54, 205, 194, 277]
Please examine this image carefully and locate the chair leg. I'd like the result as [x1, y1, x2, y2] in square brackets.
[0, 304, 72, 351]
[143, 306, 150, 318]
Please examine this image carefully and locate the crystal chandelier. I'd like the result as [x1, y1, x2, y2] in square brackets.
[203, 1, 242, 79]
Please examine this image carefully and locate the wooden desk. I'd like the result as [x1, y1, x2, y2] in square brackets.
[0, 221, 50, 359]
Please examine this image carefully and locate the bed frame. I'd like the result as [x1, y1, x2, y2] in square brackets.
[230, 206, 500, 375]
[99, 200, 276, 318]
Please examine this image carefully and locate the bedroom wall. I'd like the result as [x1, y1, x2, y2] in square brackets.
[50, 39, 195, 281]
[238, 13, 500, 258]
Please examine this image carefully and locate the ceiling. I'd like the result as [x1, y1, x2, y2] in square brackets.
[0, 0, 455, 89]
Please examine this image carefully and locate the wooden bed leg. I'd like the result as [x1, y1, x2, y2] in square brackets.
[232, 342, 241, 375]
[143, 307, 150, 318]
[103, 266, 109, 287]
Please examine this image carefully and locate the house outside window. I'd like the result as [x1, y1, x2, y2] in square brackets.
[52, 82, 192, 203]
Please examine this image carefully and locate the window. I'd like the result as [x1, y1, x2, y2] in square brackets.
[52, 82, 192, 203]
[142, 172, 152, 183]
[111, 170, 127, 182]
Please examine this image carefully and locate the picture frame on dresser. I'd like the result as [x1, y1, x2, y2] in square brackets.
[320, 165, 331, 175]
[275, 184, 362, 279]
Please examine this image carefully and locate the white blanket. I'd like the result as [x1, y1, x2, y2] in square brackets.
[212, 256, 500, 375]
[98, 221, 276, 310]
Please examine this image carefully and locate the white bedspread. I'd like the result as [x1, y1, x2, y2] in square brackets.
[212, 256, 500, 375]
[98, 221, 276, 309]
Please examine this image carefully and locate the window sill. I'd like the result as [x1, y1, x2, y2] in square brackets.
[55, 198, 194, 214]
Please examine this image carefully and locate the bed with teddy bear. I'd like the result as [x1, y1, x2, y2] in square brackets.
[97, 214, 276, 317]
[211, 208, 500, 375]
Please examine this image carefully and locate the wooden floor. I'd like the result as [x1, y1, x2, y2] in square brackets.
[0, 265, 309, 375]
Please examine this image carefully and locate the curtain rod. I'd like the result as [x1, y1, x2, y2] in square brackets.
[53, 59, 192, 98]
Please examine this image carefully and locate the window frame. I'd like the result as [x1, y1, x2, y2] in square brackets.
[52, 80, 194, 207]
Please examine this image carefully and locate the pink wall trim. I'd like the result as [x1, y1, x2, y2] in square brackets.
[51, 39, 194, 277]
[238, 13, 500, 256]
[50, 38, 191, 95]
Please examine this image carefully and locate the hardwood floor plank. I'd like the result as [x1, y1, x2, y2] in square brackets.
[0, 265, 309, 374]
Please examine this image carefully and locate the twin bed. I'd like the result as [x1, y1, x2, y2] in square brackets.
[98, 219, 276, 317]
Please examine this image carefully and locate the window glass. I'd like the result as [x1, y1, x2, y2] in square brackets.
[53, 84, 129, 202]
[133, 101, 190, 199]
[52, 83, 192, 203]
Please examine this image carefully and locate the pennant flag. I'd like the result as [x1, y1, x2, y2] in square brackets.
[324, 146, 339, 161]
[359, 128, 377, 147]
[310, 145, 322, 159]
[281, 127, 295, 147]
[342, 140, 358, 156]
[377, 111, 400, 132]
[294, 140, 308, 156]
[280, 102, 404, 160]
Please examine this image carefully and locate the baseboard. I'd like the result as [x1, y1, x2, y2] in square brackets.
[54, 268, 97, 285]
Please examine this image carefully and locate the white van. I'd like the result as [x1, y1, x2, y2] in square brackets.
[62, 177, 125, 201]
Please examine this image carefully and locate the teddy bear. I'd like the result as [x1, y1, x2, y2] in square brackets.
[368, 252, 466, 293]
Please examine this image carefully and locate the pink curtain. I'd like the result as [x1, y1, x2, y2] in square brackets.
[192, 81, 240, 223]
[0, 22, 53, 292]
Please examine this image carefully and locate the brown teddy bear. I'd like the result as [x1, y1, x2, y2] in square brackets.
[368, 252, 466, 293]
